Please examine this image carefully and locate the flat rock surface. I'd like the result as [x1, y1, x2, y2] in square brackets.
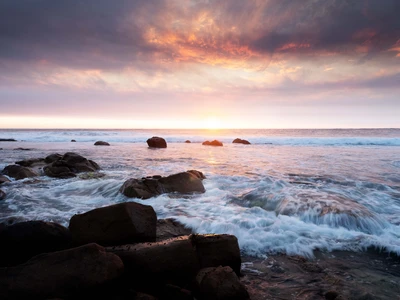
[241, 250, 400, 300]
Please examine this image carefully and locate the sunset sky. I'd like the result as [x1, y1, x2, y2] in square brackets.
[0, 0, 399, 129]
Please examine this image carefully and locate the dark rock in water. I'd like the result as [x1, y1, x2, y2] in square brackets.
[0, 175, 11, 185]
[44, 152, 100, 178]
[13, 147, 33, 151]
[120, 170, 206, 199]
[0, 220, 72, 267]
[108, 235, 200, 286]
[0, 138, 16, 142]
[135, 292, 158, 300]
[69, 202, 157, 246]
[15, 157, 45, 167]
[157, 219, 192, 241]
[232, 138, 251, 145]
[94, 140, 110, 146]
[185, 140, 191, 143]
[0, 243, 124, 299]
[2, 164, 39, 180]
[162, 284, 193, 300]
[147, 136, 167, 148]
[192, 234, 242, 276]
[71, 139, 76, 142]
[202, 140, 223, 146]
[44, 153, 63, 164]
[195, 266, 249, 300]
[0, 189, 5, 200]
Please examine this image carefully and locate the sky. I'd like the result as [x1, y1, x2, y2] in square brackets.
[0, 0, 399, 129]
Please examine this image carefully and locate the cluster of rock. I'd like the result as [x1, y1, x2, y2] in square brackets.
[202, 140, 223, 146]
[0, 202, 249, 299]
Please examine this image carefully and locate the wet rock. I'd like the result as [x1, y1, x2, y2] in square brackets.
[0, 175, 10, 185]
[44, 153, 63, 164]
[192, 234, 242, 276]
[185, 140, 191, 143]
[147, 136, 167, 148]
[13, 147, 33, 151]
[108, 235, 200, 285]
[157, 219, 192, 241]
[15, 158, 45, 167]
[325, 290, 339, 300]
[0, 189, 5, 200]
[71, 139, 76, 142]
[44, 152, 100, 178]
[0, 243, 124, 299]
[94, 141, 110, 146]
[202, 140, 223, 146]
[120, 170, 206, 199]
[0, 138, 16, 142]
[0, 221, 72, 267]
[2, 164, 39, 180]
[162, 284, 193, 300]
[232, 138, 251, 145]
[195, 266, 249, 300]
[69, 202, 157, 246]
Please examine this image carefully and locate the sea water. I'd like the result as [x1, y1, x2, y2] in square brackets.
[0, 129, 399, 257]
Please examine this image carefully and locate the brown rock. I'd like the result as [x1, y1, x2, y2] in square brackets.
[232, 138, 251, 145]
[195, 266, 249, 300]
[44, 152, 100, 178]
[94, 141, 110, 146]
[44, 153, 63, 164]
[2, 164, 39, 180]
[192, 234, 242, 276]
[0, 243, 124, 299]
[157, 219, 192, 241]
[185, 140, 191, 143]
[147, 136, 167, 148]
[120, 170, 206, 199]
[0, 221, 72, 267]
[69, 202, 157, 246]
[202, 140, 223, 146]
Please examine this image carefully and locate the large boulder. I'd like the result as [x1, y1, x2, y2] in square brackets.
[0, 243, 124, 299]
[0, 221, 72, 267]
[44, 152, 100, 178]
[0, 189, 5, 201]
[1, 165, 39, 180]
[94, 141, 110, 146]
[232, 138, 251, 145]
[195, 266, 249, 300]
[202, 140, 223, 146]
[0, 175, 10, 185]
[120, 170, 206, 199]
[15, 158, 45, 167]
[147, 136, 167, 148]
[69, 202, 157, 246]
[44, 153, 63, 164]
[191, 234, 242, 276]
[157, 219, 192, 241]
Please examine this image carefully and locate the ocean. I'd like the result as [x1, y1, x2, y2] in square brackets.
[0, 128, 399, 258]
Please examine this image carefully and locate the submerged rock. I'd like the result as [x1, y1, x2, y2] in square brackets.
[1, 164, 39, 180]
[71, 139, 76, 142]
[232, 138, 251, 145]
[0, 220, 72, 267]
[44, 152, 100, 178]
[202, 140, 223, 146]
[69, 202, 157, 246]
[94, 140, 110, 146]
[120, 170, 206, 199]
[0, 243, 124, 299]
[147, 136, 167, 148]
[0, 138, 16, 142]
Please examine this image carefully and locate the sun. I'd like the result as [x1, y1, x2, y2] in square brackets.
[203, 117, 221, 129]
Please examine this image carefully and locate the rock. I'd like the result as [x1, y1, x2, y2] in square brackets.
[120, 170, 206, 199]
[44, 152, 100, 178]
[195, 266, 249, 300]
[13, 147, 33, 151]
[15, 158, 45, 167]
[2, 164, 39, 180]
[135, 292, 158, 300]
[202, 140, 223, 146]
[147, 136, 167, 148]
[94, 141, 110, 146]
[0, 175, 10, 185]
[185, 140, 191, 143]
[0, 221, 72, 267]
[78, 172, 105, 180]
[157, 219, 192, 241]
[69, 202, 157, 246]
[162, 284, 193, 300]
[325, 290, 340, 300]
[108, 235, 200, 285]
[232, 138, 251, 145]
[0, 243, 124, 299]
[192, 234, 242, 276]
[0, 189, 5, 200]
[71, 139, 76, 142]
[44, 153, 63, 164]
[0, 138, 16, 142]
